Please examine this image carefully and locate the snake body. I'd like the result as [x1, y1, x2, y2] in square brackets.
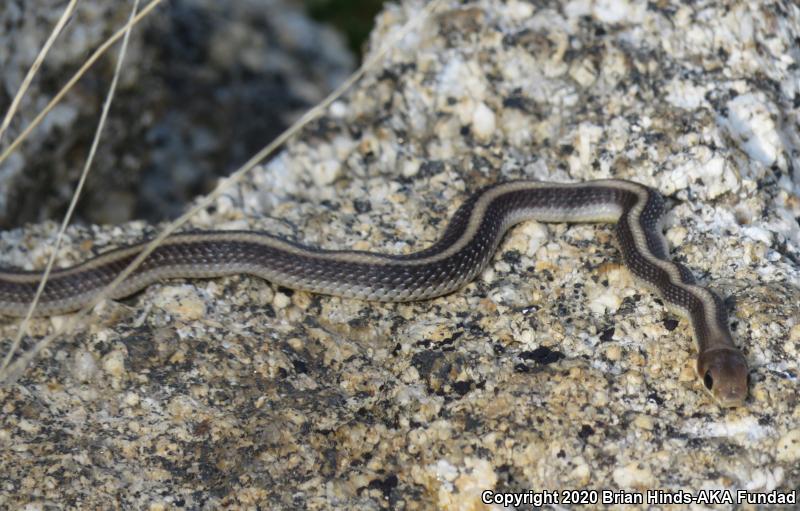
[0, 179, 748, 406]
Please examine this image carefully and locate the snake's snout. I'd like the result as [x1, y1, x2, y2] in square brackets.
[697, 348, 749, 408]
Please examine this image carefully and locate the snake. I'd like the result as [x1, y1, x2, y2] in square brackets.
[0, 179, 747, 406]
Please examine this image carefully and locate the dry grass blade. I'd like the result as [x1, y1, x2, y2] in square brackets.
[0, 0, 165, 167]
[0, 0, 446, 384]
[0, 0, 79, 144]
[1, 0, 144, 374]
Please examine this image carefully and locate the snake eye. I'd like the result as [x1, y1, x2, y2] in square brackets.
[703, 371, 714, 390]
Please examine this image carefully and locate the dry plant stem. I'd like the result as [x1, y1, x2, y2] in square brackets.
[1, 0, 143, 374]
[0, 0, 447, 384]
[0, 0, 79, 143]
[0, 0, 166, 167]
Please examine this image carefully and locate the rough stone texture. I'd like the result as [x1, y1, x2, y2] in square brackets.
[0, 0, 353, 227]
[2, 0, 800, 509]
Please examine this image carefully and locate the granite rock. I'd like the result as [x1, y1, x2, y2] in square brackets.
[1, 0, 799, 509]
[0, 0, 354, 226]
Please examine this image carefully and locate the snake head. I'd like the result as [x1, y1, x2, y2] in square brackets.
[696, 348, 749, 408]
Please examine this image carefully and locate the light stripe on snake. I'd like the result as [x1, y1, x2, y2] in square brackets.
[0, 179, 748, 407]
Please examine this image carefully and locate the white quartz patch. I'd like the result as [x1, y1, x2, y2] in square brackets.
[665, 79, 709, 110]
[719, 93, 782, 167]
[592, 0, 645, 24]
[612, 462, 655, 488]
[742, 225, 773, 246]
[471, 102, 496, 141]
[664, 148, 739, 199]
[437, 58, 488, 101]
[683, 415, 772, 442]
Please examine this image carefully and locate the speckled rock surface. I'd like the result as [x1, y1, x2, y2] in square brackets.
[0, 0, 353, 227]
[2, 0, 800, 509]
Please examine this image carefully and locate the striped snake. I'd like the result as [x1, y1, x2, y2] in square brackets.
[0, 179, 748, 406]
